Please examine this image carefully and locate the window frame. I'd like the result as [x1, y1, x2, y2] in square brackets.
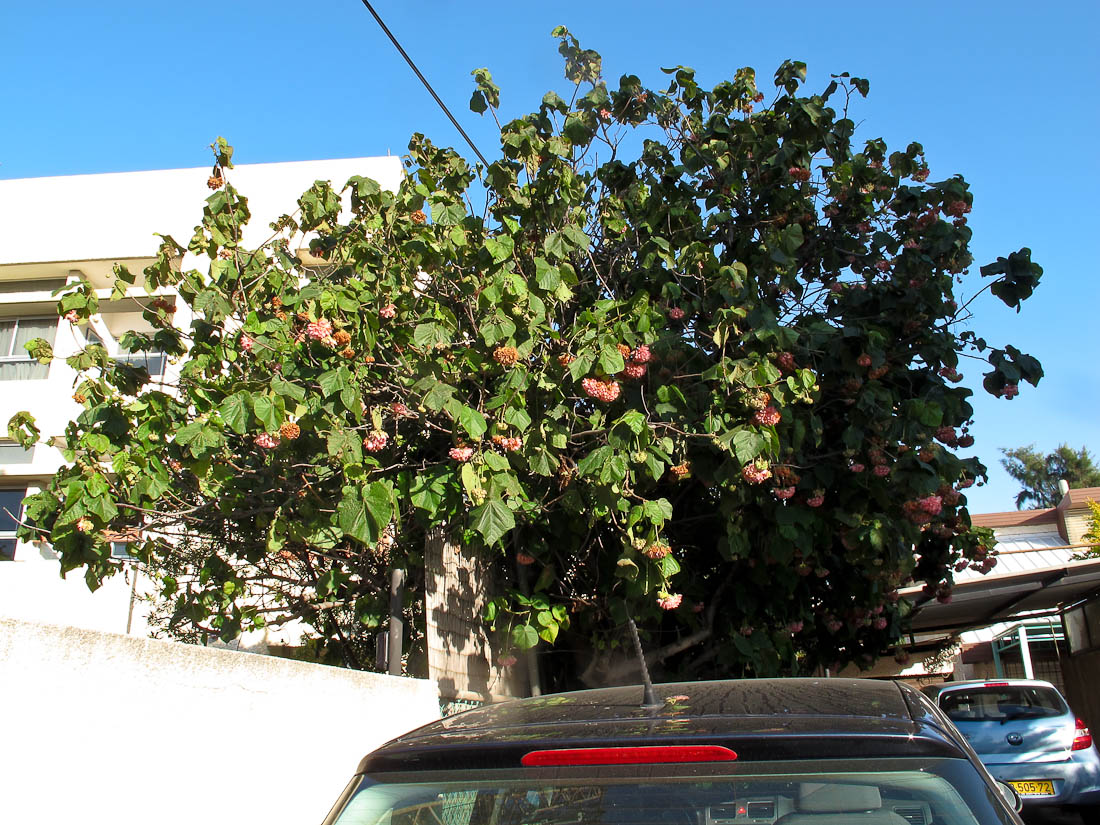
[0, 487, 27, 561]
[0, 316, 59, 381]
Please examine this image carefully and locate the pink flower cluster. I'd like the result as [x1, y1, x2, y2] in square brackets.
[917, 495, 943, 515]
[773, 486, 796, 500]
[379, 304, 397, 319]
[255, 433, 280, 449]
[935, 425, 958, 446]
[448, 445, 475, 461]
[787, 166, 811, 182]
[787, 621, 803, 634]
[621, 362, 647, 380]
[629, 345, 651, 364]
[753, 406, 781, 427]
[516, 552, 536, 566]
[64, 310, 80, 324]
[872, 464, 891, 478]
[657, 593, 683, 610]
[741, 462, 771, 484]
[492, 435, 523, 452]
[581, 377, 621, 402]
[849, 463, 865, 473]
[644, 543, 671, 560]
[776, 352, 795, 371]
[306, 318, 333, 341]
[362, 431, 389, 452]
[806, 493, 825, 508]
[391, 402, 413, 417]
[667, 307, 686, 321]
[240, 334, 254, 353]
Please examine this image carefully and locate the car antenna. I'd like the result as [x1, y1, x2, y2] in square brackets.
[627, 617, 662, 709]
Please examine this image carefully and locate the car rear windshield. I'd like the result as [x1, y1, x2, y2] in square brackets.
[938, 685, 1067, 723]
[322, 758, 1014, 825]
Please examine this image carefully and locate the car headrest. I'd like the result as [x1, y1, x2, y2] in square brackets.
[798, 783, 882, 812]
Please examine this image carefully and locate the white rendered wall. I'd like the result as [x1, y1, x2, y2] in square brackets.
[0, 618, 440, 825]
[0, 156, 404, 265]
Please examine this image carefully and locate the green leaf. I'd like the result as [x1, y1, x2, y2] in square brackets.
[456, 404, 487, 440]
[219, 392, 251, 435]
[598, 343, 625, 374]
[363, 482, 393, 537]
[7, 412, 39, 448]
[271, 376, 306, 402]
[485, 236, 514, 264]
[430, 199, 466, 226]
[512, 624, 539, 650]
[175, 421, 225, 457]
[615, 556, 639, 580]
[252, 395, 280, 431]
[413, 323, 451, 349]
[470, 497, 515, 545]
[318, 369, 348, 398]
[534, 257, 561, 291]
[724, 428, 767, 464]
[577, 445, 612, 477]
[338, 488, 372, 545]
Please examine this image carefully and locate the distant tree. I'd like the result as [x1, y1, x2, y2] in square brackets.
[1000, 444, 1100, 509]
[1078, 499, 1100, 560]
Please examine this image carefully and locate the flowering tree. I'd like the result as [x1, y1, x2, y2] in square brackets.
[12, 30, 1044, 680]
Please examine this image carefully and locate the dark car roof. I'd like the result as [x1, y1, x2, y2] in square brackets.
[358, 678, 968, 773]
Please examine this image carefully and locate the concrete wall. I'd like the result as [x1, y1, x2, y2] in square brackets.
[0, 618, 440, 825]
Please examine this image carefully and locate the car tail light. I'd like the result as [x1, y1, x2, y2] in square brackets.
[521, 745, 738, 766]
[1072, 719, 1092, 751]
[983, 681, 1009, 687]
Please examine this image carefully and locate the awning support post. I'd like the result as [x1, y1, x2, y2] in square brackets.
[1019, 624, 1034, 679]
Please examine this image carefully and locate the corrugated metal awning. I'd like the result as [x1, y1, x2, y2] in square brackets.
[902, 555, 1100, 633]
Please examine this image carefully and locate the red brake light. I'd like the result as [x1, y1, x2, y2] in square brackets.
[521, 745, 738, 767]
[1073, 719, 1092, 751]
[983, 682, 1009, 687]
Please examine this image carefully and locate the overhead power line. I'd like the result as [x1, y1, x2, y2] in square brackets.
[357, 0, 491, 169]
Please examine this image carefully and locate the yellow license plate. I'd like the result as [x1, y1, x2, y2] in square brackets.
[1008, 780, 1055, 796]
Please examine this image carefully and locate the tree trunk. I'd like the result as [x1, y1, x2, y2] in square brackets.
[423, 526, 526, 703]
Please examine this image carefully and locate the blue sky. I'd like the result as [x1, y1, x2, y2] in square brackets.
[3, 1, 1097, 513]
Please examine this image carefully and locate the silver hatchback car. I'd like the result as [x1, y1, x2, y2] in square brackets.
[923, 679, 1100, 818]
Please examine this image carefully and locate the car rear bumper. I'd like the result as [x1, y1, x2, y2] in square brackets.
[985, 749, 1100, 806]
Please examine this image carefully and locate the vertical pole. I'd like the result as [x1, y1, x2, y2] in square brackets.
[388, 567, 405, 676]
[992, 637, 1003, 678]
[125, 563, 138, 635]
[515, 560, 542, 697]
[1019, 625, 1034, 679]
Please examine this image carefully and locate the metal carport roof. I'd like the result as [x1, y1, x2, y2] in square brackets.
[901, 556, 1100, 634]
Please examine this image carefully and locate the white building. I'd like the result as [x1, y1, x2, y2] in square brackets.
[0, 156, 403, 635]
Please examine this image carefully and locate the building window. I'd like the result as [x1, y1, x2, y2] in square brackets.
[0, 318, 57, 381]
[0, 488, 26, 561]
[88, 330, 167, 377]
[110, 541, 135, 560]
[115, 350, 167, 377]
